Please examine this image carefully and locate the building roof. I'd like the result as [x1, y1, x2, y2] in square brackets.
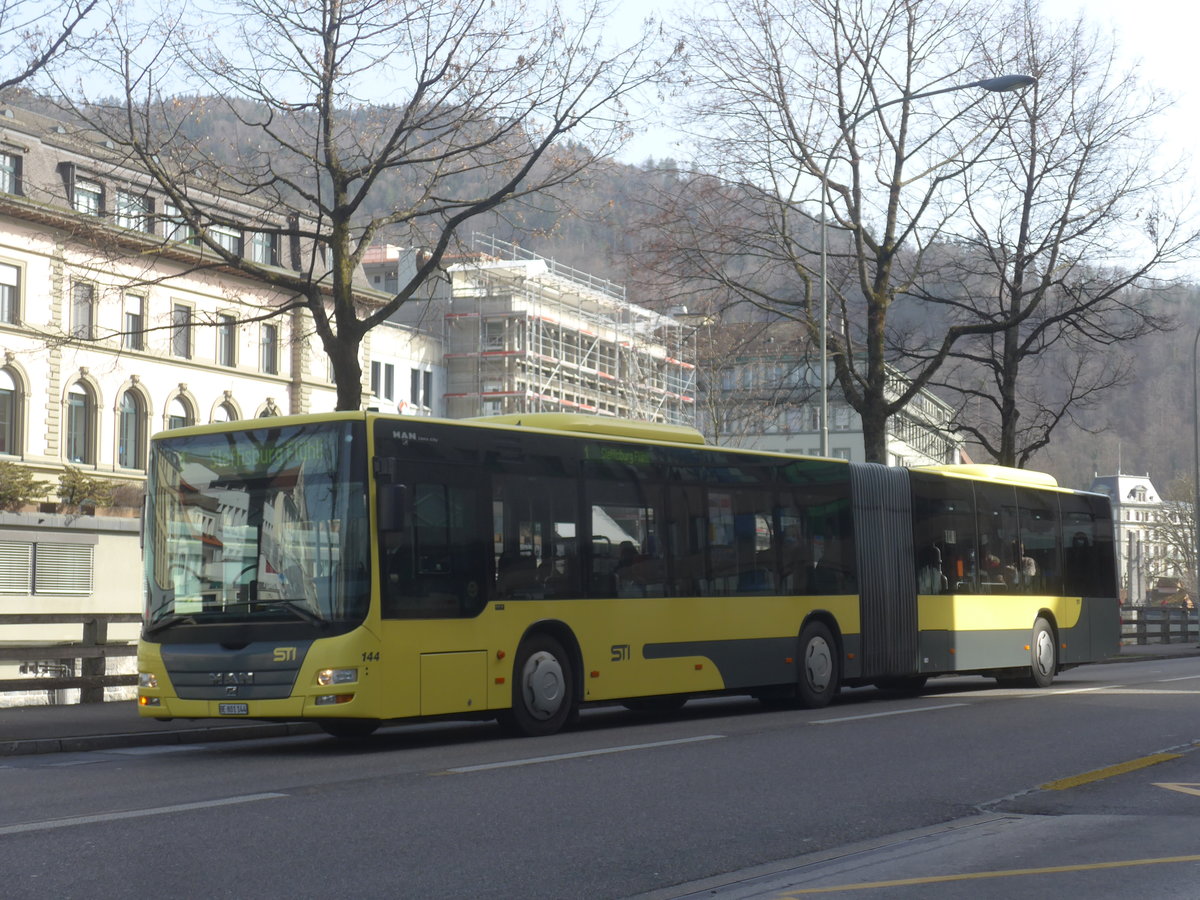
[1088, 473, 1162, 505]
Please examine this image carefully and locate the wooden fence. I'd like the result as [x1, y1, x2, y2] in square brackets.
[0, 613, 140, 702]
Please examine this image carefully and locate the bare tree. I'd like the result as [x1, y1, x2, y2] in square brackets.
[925, 2, 1190, 467]
[688, 307, 819, 446]
[0, 0, 97, 91]
[1154, 474, 1198, 601]
[58, 0, 674, 409]
[664, 0, 1034, 462]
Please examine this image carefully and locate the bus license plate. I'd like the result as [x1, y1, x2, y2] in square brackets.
[219, 703, 249, 716]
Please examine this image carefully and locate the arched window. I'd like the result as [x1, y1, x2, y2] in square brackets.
[212, 401, 237, 423]
[118, 390, 145, 469]
[168, 397, 193, 430]
[66, 383, 94, 464]
[0, 369, 18, 455]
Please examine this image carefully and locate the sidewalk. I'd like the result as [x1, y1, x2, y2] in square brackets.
[1, 642, 1196, 757]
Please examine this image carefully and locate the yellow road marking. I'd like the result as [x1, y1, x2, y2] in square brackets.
[1040, 752, 1181, 790]
[779, 854, 1200, 895]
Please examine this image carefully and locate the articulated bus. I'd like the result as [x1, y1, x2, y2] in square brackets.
[137, 412, 1119, 737]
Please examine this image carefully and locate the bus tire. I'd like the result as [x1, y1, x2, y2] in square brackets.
[1027, 617, 1057, 688]
[797, 621, 839, 708]
[501, 633, 575, 737]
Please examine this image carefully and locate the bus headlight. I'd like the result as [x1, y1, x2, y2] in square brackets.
[139, 672, 158, 689]
[316, 668, 358, 686]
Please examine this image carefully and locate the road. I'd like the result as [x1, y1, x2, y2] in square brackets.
[3, 655, 1200, 898]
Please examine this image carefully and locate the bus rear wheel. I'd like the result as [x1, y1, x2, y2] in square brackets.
[797, 621, 839, 708]
[500, 633, 575, 737]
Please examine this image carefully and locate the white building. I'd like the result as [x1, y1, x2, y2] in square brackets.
[1088, 472, 1191, 605]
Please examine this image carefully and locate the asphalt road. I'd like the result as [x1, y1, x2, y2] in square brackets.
[3, 655, 1200, 898]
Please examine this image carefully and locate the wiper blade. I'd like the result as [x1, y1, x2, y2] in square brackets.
[143, 613, 198, 636]
[258, 598, 326, 626]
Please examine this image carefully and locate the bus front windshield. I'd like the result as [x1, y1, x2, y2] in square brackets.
[144, 421, 369, 635]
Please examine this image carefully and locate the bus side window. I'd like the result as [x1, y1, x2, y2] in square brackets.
[910, 472, 975, 595]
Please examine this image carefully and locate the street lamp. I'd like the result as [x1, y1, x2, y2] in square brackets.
[817, 73, 1036, 457]
[1192, 324, 1200, 599]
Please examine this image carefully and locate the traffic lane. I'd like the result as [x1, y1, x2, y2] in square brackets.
[5, 673, 1200, 898]
[659, 742, 1200, 897]
[3, 658, 1198, 837]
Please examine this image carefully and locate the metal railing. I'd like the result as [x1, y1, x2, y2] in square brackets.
[1121, 606, 1199, 645]
[0, 614, 140, 702]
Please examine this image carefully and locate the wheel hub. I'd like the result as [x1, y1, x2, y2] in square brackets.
[804, 637, 833, 692]
[522, 650, 564, 720]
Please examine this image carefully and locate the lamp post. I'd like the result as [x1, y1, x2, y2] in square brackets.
[817, 73, 1036, 458]
[1192, 324, 1200, 600]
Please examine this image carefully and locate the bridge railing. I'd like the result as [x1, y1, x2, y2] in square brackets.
[1121, 606, 1198, 645]
[0, 613, 140, 702]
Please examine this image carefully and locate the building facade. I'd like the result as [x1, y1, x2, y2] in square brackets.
[1088, 473, 1193, 605]
[415, 235, 695, 425]
[694, 320, 964, 466]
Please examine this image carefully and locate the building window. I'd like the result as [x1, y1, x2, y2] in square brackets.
[73, 178, 102, 216]
[260, 323, 278, 374]
[0, 542, 93, 595]
[122, 295, 144, 350]
[171, 303, 192, 358]
[371, 361, 395, 401]
[118, 390, 145, 469]
[71, 282, 95, 339]
[167, 397, 193, 430]
[411, 368, 433, 410]
[0, 262, 19, 324]
[212, 401, 237, 423]
[65, 384, 94, 464]
[0, 153, 20, 195]
[161, 202, 193, 243]
[250, 231, 278, 265]
[0, 369, 19, 455]
[115, 190, 151, 232]
[210, 223, 242, 255]
[217, 314, 236, 367]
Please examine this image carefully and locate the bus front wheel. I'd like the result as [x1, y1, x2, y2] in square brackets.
[797, 621, 840, 708]
[501, 633, 575, 737]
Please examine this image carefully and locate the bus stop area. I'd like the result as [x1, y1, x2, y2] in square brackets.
[1, 640, 1196, 758]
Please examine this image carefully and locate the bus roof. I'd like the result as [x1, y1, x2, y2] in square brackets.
[469, 413, 708, 446]
[914, 463, 1059, 488]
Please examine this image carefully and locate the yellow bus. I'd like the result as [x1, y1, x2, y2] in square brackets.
[137, 411, 1119, 737]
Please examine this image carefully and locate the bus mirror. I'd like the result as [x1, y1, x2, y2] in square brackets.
[378, 484, 408, 532]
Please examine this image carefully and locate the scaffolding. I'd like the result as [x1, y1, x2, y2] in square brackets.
[443, 235, 696, 425]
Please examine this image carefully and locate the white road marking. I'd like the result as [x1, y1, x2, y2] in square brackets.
[1157, 674, 1200, 684]
[810, 704, 968, 724]
[0, 793, 287, 836]
[444, 734, 724, 773]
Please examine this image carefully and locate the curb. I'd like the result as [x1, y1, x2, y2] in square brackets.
[0, 721, 322, 757]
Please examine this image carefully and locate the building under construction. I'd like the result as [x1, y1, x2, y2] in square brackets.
[443, 236, 696, 424]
